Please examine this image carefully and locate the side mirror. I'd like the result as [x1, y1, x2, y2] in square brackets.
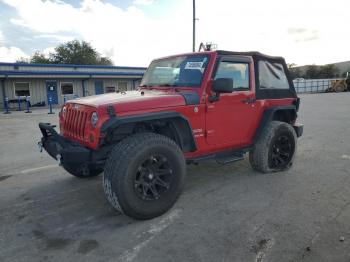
[212, 78, 234, 93]
[209, 78, 234, 102]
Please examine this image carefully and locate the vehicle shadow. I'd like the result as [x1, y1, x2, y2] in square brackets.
[2, 158, 267, 245]
[13, 158, 260, 224]
[0, 157, 291, 261]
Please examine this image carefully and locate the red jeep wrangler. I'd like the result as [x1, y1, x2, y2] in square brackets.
[39, 51, 303, 219]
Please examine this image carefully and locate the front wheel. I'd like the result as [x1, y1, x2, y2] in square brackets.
[249, 121, 297, 173]
[103, 133, 186, 220]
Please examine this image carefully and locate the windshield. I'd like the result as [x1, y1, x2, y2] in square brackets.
[141, 54, 210, 87]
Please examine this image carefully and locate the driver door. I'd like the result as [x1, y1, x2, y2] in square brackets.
[205, 56, 258, 147]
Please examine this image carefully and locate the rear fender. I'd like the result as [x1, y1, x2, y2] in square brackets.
[254, 105, 298, 143]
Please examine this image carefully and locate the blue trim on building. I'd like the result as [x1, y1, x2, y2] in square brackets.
[1, 79, 5, 105]
[82, 79, 86, 97]
[0, 70, 144, 77]
[0, 62, 147, 71]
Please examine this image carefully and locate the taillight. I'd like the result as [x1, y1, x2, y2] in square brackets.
[294, 98, 300, 112]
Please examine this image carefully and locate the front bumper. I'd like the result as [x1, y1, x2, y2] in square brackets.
[38, 123, 105, 170]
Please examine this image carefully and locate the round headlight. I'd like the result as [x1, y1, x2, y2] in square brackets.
[91, 112, 99, 127]
[61, 106, 67, 117]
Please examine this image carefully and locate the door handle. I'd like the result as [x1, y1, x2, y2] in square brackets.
[241, 98, 256, 104]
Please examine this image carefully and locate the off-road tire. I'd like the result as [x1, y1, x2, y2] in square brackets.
[63, 165, 103, 178]
[103, 133, 186, 220]
[249, 121, 297, 173]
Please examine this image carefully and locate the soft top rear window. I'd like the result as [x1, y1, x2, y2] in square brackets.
[259, 61, 290, 90]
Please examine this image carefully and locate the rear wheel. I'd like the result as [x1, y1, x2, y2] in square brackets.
[249, 121, 297, 173]
[103, 133, 186, 220]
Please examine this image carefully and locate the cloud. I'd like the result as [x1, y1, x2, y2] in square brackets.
[287, 28, 319, 42]
[35, 34, 74, 42]
[0, 46, 28, 62]
[287, 28, 308, 35]
[195, 0, 350, 65]
[133, 0, 154, 6]
[2, 0, 191, 66]
[4, 0, 79, 32]
[0, 29, 28, 62]
[42, 46, 55, 56]
[2, 0, 350, 66]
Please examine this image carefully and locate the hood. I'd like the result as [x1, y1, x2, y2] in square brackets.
[71, 90, 187, 113]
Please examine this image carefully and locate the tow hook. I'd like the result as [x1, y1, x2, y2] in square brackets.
[56, 154, 62, 166]
[37, 141, 43, 153]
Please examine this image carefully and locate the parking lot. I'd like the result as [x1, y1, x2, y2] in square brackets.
[0, 93, 350, 262]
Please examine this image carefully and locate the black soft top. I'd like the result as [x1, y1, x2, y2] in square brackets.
[216, 50, 296, 100]
[216, 50, 286, 63]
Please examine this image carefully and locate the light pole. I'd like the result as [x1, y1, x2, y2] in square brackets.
[192, 0, 196, 52]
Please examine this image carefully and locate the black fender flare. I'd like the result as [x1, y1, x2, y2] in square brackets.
[253, 105, 297, 143]
[101, 111, 197, 152]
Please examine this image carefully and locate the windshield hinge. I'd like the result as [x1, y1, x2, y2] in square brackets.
[107, 105, 116, 118]
[206, 104, 215, 112]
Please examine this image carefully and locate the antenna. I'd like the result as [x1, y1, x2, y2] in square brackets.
[192, 0, 196, 52]
[198, 42, 218, 52]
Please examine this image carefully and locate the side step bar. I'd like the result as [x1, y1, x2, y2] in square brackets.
[216, 154, 245, 165]
[187, 147, 251, 165]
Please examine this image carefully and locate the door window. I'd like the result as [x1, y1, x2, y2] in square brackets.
[215, 62, 250, 90]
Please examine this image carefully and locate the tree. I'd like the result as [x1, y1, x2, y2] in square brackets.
[287, 63, 297, 69]
[51, 40, 112, 65]
[303, 64, 339, 79]
[318, 64, 339, 79]
[16, 57, 30, 63]
[17, 52, 51, 64]
[305, 65, 320, 79]
[289, 67, 302, 79]
[31, 52, 52, 64]
[17, 40, 113, 65]
[287, 63, 303, 79]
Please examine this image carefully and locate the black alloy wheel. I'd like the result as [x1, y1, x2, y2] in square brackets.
[269, 134, 295, 169]
[134, 155, 172, 201]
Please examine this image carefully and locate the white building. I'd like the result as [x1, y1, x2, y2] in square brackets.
[0, 62, 146, 108]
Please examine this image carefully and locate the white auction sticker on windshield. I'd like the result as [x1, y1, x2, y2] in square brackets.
[185, 62, 204, 70]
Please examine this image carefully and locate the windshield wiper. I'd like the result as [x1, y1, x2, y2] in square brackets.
[234, 87, 249, 91]
[162, 84, 178, 87]
[140, 84, 178, 88]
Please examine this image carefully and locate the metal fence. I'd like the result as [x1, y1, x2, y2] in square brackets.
[293, 78, 344, 94]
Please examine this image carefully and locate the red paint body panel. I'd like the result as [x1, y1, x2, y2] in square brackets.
[72, 90, 186, 110]
[59, 51, 298, 158]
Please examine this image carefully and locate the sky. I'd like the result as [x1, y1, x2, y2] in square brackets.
[0, 0, 349, 67]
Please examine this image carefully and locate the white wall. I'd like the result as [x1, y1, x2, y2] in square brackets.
[1, 78, 141, 109]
